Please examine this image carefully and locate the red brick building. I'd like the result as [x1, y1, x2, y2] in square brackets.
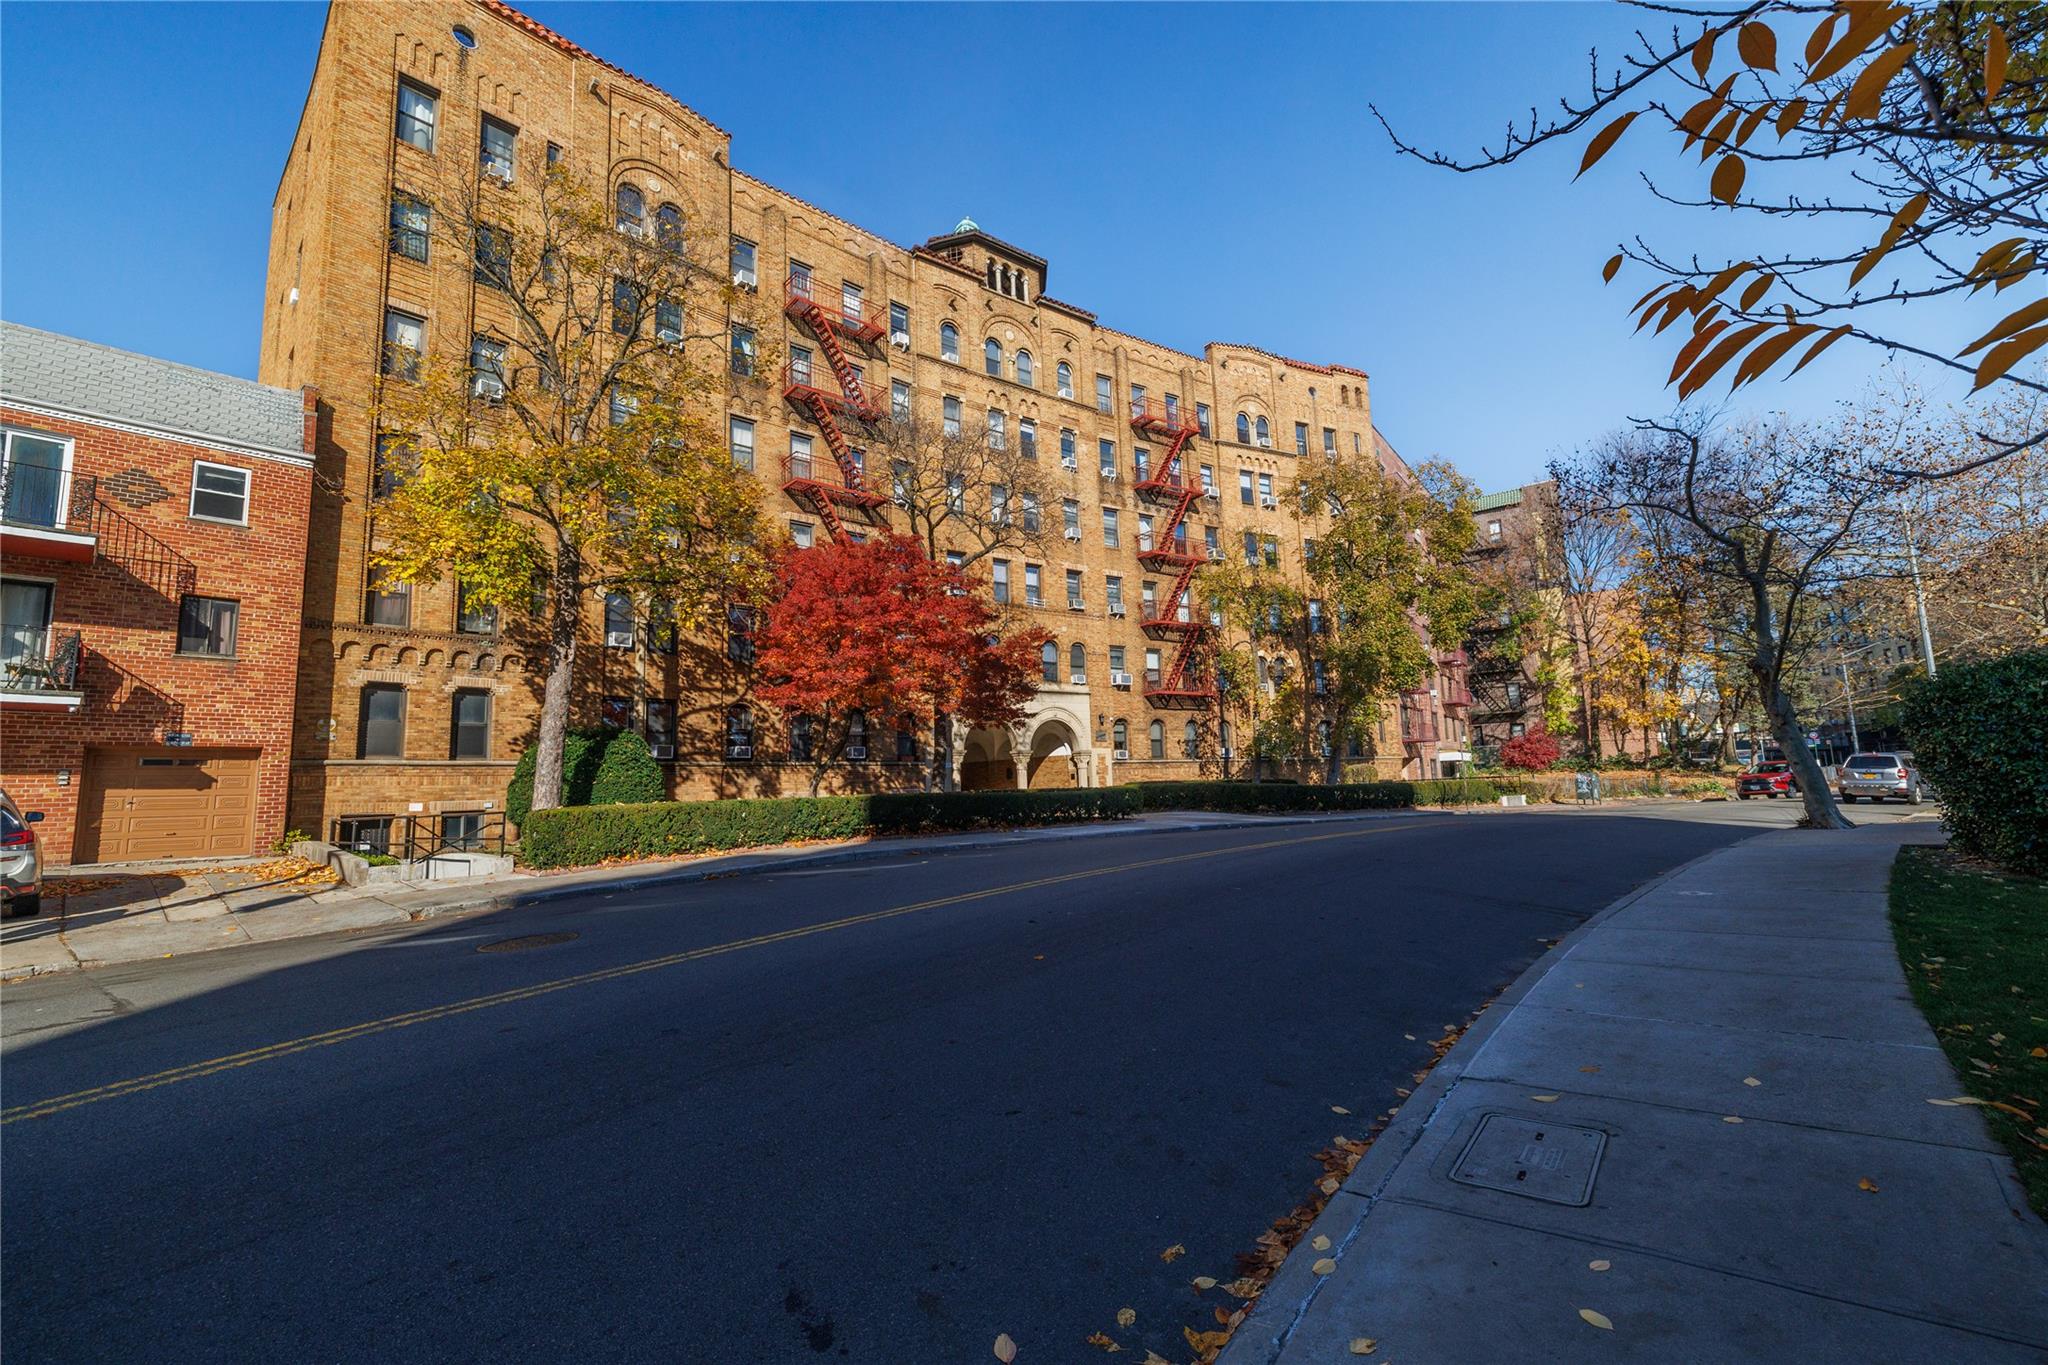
[0, 323, 317, 865]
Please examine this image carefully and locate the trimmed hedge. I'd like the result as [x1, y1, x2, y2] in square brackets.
[506, 727, 666, 829]
[1133, 781, 1415, 813]
[520, 787, 1140, 869]
[1901, 650, 2048, 875]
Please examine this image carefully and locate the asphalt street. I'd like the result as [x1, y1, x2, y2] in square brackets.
[2, 802, 1804, 1362]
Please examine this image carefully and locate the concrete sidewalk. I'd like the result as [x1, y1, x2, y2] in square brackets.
[0, 807, 1427, 981]
[1223, 822, 2048, 1362]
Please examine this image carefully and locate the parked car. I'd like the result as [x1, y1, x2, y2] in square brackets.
[1837, 751, 1924, 805]
[1736, 760, 1801, 800]
[1, 790, 46, 917]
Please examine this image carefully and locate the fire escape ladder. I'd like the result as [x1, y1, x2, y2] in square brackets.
[1130, 402, 1214, 706]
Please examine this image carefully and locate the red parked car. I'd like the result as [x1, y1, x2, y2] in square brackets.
[1736, 760, 1801, 800]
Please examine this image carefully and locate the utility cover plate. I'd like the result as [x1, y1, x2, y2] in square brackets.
[1448, 1113, 1607, 1206]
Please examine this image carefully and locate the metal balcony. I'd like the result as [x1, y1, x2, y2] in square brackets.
[1, 462, 98, 563]
[0, 628, 84, 712]
[784, 275, 889, 346]
[1129, 397, 1200, 441]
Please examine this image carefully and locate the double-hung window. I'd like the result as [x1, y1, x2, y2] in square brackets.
[729, 416, 755, 471]
[891, 380, 911, 421]
[991, 559, 1010, 605]
[190, 462, 250, 524]
[1098, 438, 1116, 478]
[1019, 418, 1037, 459]
[1238, 469, 1254, 505]
[383, 309, 424, 380]
[1066, 568, 1084, 611]
[1095, 374, 1113, 413]
[986, 409, 1006, 450]
[457, 581, 498, 635]
[364, 567, 411, 627]
[1024, 564, 1043, 607]
[730, 325, 756, 377]
[469, 335, 506, 401]
[479, 116, 516, 180]
[730, 236, 757, 288]
[451, 689, 491, 759]
[604, 592, 635, 648]
[943, 396, 962, 437]
[389, 193, 430, 262]
[396, 81, 437, 152]
[359, 684, 406, 758]
[1101, 507, 1120, 547]
[1295, 422, 1309, 456]
[1060, 428, 1077, 468]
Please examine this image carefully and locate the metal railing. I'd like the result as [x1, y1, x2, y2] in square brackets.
[330, 810, 510, 865]
[1, 628, 82, 693]
[1, 462, 92, 532]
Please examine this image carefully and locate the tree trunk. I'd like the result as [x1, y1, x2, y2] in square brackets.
[1752, 654, 1852, 830]
[531, 549, 583, 812]
[932, 712, 956, 793]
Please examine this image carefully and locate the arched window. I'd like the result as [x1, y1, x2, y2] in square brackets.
[1056, 362, 1073, 399]
[1113, 719, 1128, 753]
[1041, 640, 1059, 682]
[615, 183, 645, 236]
[1069, 642, 1085, 678]
[1183, 720, 1199, 757]
[654, 203, 684, 256]
[1015, 350, 1033, 388]
[1148, 719, 1165, 759]
[985, 337, 1003, 377]
[1255, 415, 1271, 447]
[940, 322, 959, 363]
[1236, 412, 1251, 444]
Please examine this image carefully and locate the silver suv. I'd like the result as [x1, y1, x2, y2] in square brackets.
[1, 790, 46, 917]
[1837, 752, 1923, 805]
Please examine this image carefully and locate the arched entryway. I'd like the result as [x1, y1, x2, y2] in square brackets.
[959, 727, 1016, 790]
[1026, 720, 1080, 789]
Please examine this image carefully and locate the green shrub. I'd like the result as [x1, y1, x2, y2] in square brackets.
[506, 727, 660, 828]
[519, 787, 1140, 869]
[1901, 650, 2048, 875]
[1411, 778, 1501, 805]
[1132, 781, 1417, 813]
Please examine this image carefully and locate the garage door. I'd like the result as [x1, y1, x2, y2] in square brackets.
[76, 749, 259, 863]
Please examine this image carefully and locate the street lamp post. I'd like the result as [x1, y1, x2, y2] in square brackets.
[1903, 517, 1938, 680]
[1839, 661, 1861, 754]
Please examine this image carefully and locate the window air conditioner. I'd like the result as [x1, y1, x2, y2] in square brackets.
[1108, 605, 1126, 618]
[725, 744, 753, 760]
[1261, 495, 1279, 509]
[1220, 746, 1234, 758]
[891, 332, 911, 349]
[649, 743, 676, 760]
[1064, 527, 1082, 541]
[605, 629, 635, 648]
[1207, 548, 1223, 561]
[1068, 599, 1085, 612]
[1113, 748, 1130, 760]
[1070, 672, 1086, 685]
[484, 162, 513, 184]
[1061, 457, 1078, 471]
[1111, 670, 1132, 687]
[846, 746, 867, 761]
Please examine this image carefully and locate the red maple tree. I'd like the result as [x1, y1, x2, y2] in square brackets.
[753, 534, 1048, 791]
[1499, 726, 1562, 772]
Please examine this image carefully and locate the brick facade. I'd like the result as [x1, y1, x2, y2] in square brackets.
[264, 0, 1464, 837]
[1, 324, 315, 864]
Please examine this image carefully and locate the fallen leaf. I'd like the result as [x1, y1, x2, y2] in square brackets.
[1588, 1259, 1611, 1272]
[1116, 1307, 1136, 1328]
[1858, 1177, 1880, 1193]
[994, 1333, 1018, 1362]
[1579, 1066, 1601, 1074]
[1191, 1276, 1218, 1291]
[1331, 1105, 1351, 1115]
[1312, 1257, 1338, 1275]
[1183, 1327, 1230, 1352]
[1723, 1115, 1744, 1124]
[1403, 1034, 1416, 1040]
[1084, 1331, 1122, 1353]
[1220, 1277, 1262, 1299]
[1319, 1176, 1341, 1195]
[1311, 1234, 1332, 1251]
[2031, 1047, 2046, 1059]
[1349, 1338, 1379, 1355]
[1160, 1244, 1185, 1263]
[1143, 1355, 1172, 1365]
[1579, 1308, 1614, 1331]
[1214, 1307, 1231, 1325]
[1529, 1094, 1560, 1103]
[1743, 1077, 1762, 1087]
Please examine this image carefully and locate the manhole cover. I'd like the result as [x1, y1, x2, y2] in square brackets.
[1448, 1113, 1607, 1206]
[477, 932, 579, 953]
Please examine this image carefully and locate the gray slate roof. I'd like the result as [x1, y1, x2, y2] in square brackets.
[0, 321, 307, 461]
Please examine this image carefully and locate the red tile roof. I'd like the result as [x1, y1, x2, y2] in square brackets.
[479, 0, 729, 136]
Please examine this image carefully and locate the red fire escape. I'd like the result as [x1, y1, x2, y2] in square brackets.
[1131, 398, 1213, 705]
[781, 274, 891, 544]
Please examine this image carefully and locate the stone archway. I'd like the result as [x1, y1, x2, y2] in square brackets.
[1025, 719, 1080, 789]
[959, 726, 1016, 791]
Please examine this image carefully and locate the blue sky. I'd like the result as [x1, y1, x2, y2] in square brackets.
[0, 2, 1979, 493]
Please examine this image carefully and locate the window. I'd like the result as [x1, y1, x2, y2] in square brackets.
[1295, 422, 1309, 456]
[992, 559, 1010, 605]
[655, 296, 683, 344]
[984, 337, 1003, 377]
[1102, 507, 1120, 547]
[655, 203, 684, 256]
[986, 409, 1006, 450]
[1165, 394, 1180, 421]
[1024, 563, 1042, 606]
[608, 386, 637, 427]
[451, 689, 491, 758]
[1066, 568, 1084, 609]
[1098, 438, 1117, 477]
[1221, 720, 1234, 755]
[1041, 640, 1059, 682]
[892, 723, 917, 761]
[1312, 660, 1329, 695]
[1509, 722, 1526, 739]
[389, 193, 430, 262]
[729, 416, 755, 471]
[615, 183, 646, 236]
[604, 592, 634, 648]
[602, 695, 635, 731]
[1060, 428, 1077, 467]
[1255, 416, 1271, 447]
[1487, 519, 1503, 542]
[1236, 412, 1251, 444]
[1243, 530, 1259, 565]
[1096, 374, 1113, 413]
[787, 431, 814, 480]
[946, 473, 965, 512]
[383, 309, 424, 380]
[725, 602, 758, 666]
[892, 379, 912, 421]
[176, 595, 238, 657]
[1113, 719, 1128, 753]
[940, 322, 960, 362]
[471, 223, 511, 289]
[1056, 362, 1073, 398]
[545, 141, 561, 167]
[1506, 681, 1524, 706]
[1263, 536, 1279, 568]
[456, 581, 498, 635]
[730, 236, 757, 288]
[1069, 642, 1086, 679]
[730, 325, 756, 377]
[1130, 382, 1146, 411]
[469, 335, 507, 401]
[1238, 469, 1254, 505]
[1134, 447, 1150, 481]
[480, 116, 516, 180]
[1063, 499, 1081, 536]
[189, 462, 250, 524]
[359, 684, 406, 758]
[789, 714, 816, 762]
[1258, 472, 1274, 504]
[1196, 402, 1211, 437]
[1308, 599, 1326, 635]
[1015, 350, 1034, 388]
[790, 520, 815, 549]
[1323, 427, 1337, 456]
[336, 816, 392, 857]
[364, 567, 410, 627]
[1019, 418, 1037, 460]
[991, 484, 1010, 525]
[1200, 463, 1215, 495]
[1184, 721, 1200, 758]
[1205, 524, 1220, 557]
[1140, 580, 1158, 617]
[889, 300, 910, 345]
[372, 435, 410, 499]
[1109, 644, 1127, 673]
[1149, 719, 1165, 759]
[612, 277, 643, 335]
[1145, 648, 1162, 682]
[1137, 513, 1154, 551]
[1021, 491, 1041, 532]
[727, 705, 756, 757]
[943, 395, 962, 436]
[396, 81, 437, 152]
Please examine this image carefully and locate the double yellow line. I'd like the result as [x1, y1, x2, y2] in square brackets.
[3, 821, 1413, 1125]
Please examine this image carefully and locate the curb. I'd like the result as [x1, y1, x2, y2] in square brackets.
[1217, 830, 1770, 1365]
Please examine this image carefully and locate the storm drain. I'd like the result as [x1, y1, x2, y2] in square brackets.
[477, 931, 580, 953]
[1448, 1113, 1607, 1206]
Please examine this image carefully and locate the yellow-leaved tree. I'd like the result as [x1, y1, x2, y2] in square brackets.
[374, 161, 770, 813]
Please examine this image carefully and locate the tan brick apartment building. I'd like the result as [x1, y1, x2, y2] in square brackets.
[0, 323, 316, 865]
[1465, 481, 1560, 755]
[263, 0, 1469, 840]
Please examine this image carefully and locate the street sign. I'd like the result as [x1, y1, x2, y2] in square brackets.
[1574, 772, 1602, 803]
